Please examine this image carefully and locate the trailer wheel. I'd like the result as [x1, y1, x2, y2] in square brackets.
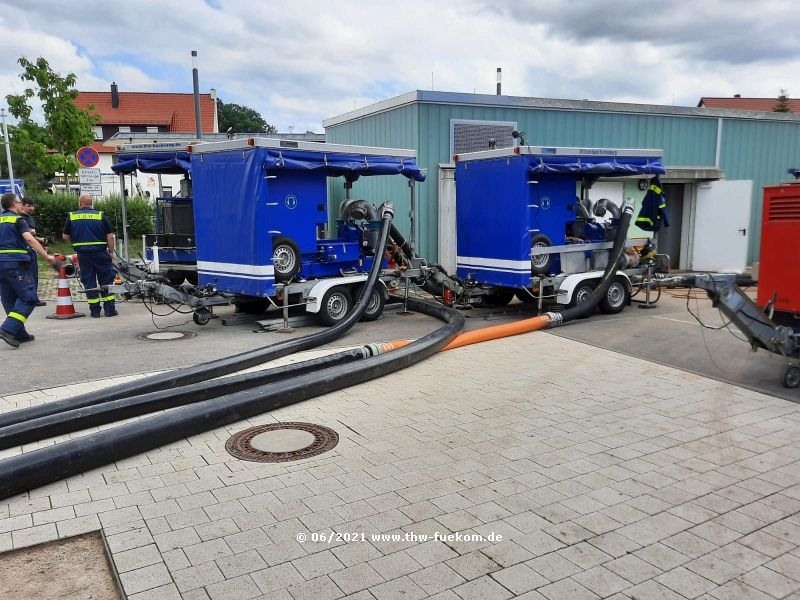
[569, 281, 596, 317]
[193, 309, 211, 326]
[354, 284, 386, 321]
[318, 286, 352, 326]
[599, 277, 630, 314]
[531, 234, 553, 275]
[478, 289, 515, 307]
[784, 366, 800, 389]
[272, 237, 300, 282]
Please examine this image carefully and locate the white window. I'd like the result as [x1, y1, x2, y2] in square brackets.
[147, 126, 158, 134]
[92, 126, 103, 140]
[118, 126, 131, 133]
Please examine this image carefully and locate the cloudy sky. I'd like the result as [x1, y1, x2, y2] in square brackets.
[1, 0, 798, 132]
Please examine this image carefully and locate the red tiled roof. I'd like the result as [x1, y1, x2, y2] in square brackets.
[75, 91, 216, 132]
[698, 97, 800, 113]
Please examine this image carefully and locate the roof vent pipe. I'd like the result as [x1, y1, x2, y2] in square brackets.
[496, 68, 502, 95]
[734, 93, 741, 98]
[111, 82, 119, 109]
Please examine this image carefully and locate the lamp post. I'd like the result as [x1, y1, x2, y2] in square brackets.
[1, 108, 14, 185]
[192, 51, 202, 140]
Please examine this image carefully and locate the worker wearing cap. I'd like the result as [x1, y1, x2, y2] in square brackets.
[0, 192, 56, 348]
[63, 194, 118, 318]
[20, 198, 47, 307]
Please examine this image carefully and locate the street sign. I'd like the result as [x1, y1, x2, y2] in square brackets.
[76, 146, 99, 168]
[79, 168, 102, 197]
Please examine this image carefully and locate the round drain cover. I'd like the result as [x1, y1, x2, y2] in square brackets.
[137, 331, 197, 342]
[225, 422, 338, 463]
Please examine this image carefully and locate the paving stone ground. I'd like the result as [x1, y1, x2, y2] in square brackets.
[2, 332, 800, 599]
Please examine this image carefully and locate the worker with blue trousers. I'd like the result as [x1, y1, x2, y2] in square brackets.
[0, 192, 56, 348]
[62, 194, 118, 318]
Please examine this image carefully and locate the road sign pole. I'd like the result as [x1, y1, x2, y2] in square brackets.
[1, 109, 15, 186]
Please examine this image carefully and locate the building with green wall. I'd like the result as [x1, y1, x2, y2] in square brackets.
[325, 91, 800, 270]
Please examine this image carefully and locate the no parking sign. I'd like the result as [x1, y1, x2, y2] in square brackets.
[76, 146, 99, 168]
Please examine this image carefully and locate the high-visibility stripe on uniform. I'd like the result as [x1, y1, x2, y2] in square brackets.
[636, 216, 654, 225]
[87, 298, 101, 304]
[648, 184, 662, 194]
[72, 241, 107, 246]
[9, 312, 26, 323]
[69, 212, 103, 221]
[0, 249, 27, 254]
[103, 295, 116, 302]
[0, 216, 21, 224]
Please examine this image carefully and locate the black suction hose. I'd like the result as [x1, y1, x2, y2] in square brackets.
[0, 298, 464, 499]
[0, 206, 396, 430]
[551, 199, 635, 324]
[0, 347, 374, 450]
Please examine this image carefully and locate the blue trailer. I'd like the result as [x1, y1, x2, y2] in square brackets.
[111, 138, 425, 325]
[452, 144, 665, 312]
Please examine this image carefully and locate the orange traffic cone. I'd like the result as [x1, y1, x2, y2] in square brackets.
[46, 265, 85, 320]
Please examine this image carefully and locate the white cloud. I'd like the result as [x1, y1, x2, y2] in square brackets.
[1, 0, 799, 132]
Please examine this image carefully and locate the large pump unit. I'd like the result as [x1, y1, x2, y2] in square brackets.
[110, 138, 425, 325]
[449, 144, 666, 311]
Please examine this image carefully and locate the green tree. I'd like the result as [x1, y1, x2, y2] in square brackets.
[773, 88, 791, 112]
[5, 57, 99, 189]
[218, 99, 277, 134]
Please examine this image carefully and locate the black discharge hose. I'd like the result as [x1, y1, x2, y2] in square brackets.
[0, 298, 464, 500]
[0, 206, 397, 430]
[549, 199, 635, 325]
[0, 347, 373, 450]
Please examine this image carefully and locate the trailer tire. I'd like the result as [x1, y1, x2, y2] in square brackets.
[599, 277, 630, 314]
[354, 284, 386, 322]
[272, 237, 300, 282]
[479, 289, 515, 307]
[318, 286, 352, 326]
[569, 281, 596, 317]
[784, 366, 800, 389]
[193, 309, 211, 326]
[531, 234, 553, 275]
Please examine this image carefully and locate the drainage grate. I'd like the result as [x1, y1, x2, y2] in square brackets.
[137, 331, 197, 342]
[225, 422, 339, 463]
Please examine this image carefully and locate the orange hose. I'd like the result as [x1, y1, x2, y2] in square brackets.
[378, 313, 553, 354]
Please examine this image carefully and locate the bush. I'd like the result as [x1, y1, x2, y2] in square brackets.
[24, 191, 155, 242]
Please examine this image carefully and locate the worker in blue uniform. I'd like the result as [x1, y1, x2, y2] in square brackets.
[0, 192, 56, 348]
[20, 198, 47, 307]
[635, 175, 670, 232]
[62, 194, 118, 318]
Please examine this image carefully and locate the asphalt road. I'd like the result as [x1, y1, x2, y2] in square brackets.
[4, 289, 797, 402]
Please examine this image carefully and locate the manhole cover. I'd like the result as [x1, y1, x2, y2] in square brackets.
[137, 331, 197, 342]
[225, 422, 338, 463]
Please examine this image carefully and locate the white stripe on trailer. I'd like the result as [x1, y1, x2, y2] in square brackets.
[198, 270, 275, 281]
[457, 256, 530, 271]
[457, 263, 530, 275]
[196, 261, 275, 276]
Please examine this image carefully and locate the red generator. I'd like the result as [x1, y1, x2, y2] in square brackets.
[758, 180, 800, 327]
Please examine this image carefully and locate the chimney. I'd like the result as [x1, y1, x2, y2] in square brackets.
[496, 67, 502, 95]
[734, 93, 741, 98]
[111, 82, 119, 109]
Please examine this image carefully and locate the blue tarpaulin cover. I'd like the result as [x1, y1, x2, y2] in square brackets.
[261, 148, 426, 182]
[527, 155, 664, 175]
[111, 152, 192, 175]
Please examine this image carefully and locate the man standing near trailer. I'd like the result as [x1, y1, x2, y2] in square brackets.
[20, 198, 47, 307]
[62, 194, 118, 318]
[0, 192, 55, 348]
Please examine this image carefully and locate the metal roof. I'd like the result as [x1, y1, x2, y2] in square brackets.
[325, 90, 800, 128]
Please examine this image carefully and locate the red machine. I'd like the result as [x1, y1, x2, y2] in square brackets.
[757, 180, 800, 317]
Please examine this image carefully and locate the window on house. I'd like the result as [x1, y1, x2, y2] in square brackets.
[147, 126, 159, 134]
[118, 126, 131, 133]
[92, 126, 103, 140]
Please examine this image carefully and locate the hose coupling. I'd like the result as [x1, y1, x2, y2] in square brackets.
[380, 202, 395, 219]
[544, 311, 563, 327]
[622, 197, 635, 215]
